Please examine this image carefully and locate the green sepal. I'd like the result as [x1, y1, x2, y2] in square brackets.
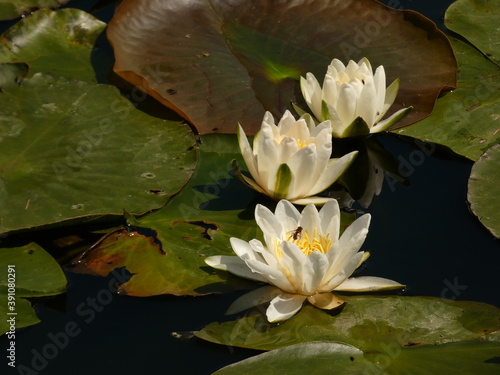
[341, 116, 371, 138]
[321, 100, 330, 123]
[291, 102, 309, 118]
[372, 106, 413, 133]
[273, 163, 293, 200]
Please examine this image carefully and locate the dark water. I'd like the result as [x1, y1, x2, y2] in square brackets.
[1, 0, 498, 374]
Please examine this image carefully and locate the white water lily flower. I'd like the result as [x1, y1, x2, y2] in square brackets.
[234, 110, 357, 205]
[299, 57, 412, 138]
[205, 200, 404, 322]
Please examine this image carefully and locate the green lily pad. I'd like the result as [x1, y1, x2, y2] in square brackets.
[214, 341, 500, 375]
[0, 8, 106, 83]
[396, 38, 500, 160]
[378, 341, 500, 375]
[75, 134, 357, 296]
[195, 296, 499, 351]
[107, 0, 456, 134]
[0, 0, 69, 21]
[467, 144, 500, 238]
[0, 67, 197, 234]
[213, 342, 370, 375]
[0, 242, 67, 334]
[445, 0, 500, 67]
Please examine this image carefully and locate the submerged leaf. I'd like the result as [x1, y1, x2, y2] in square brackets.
[108, 0, 456, 134]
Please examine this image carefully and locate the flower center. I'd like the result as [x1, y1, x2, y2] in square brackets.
[274, 227, 332, 257]
[275, 135, 311, 150]
[294, 138, 310, 150]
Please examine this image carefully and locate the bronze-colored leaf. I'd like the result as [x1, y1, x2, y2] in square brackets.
[107, 0, 457, 134]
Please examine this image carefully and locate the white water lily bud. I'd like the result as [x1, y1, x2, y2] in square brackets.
[234, 110, 357, 205]
[300, 57, 412, 138]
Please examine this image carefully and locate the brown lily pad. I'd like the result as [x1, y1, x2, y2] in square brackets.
[107, 0, 457, 134]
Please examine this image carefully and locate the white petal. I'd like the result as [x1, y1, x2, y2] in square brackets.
[326, 214, 370, 275]
[300, 73, 323, 120]
[226, 286, 282, 315]
[248, 238, 279, 268]
[345, 59, 360, 77]
[319, 199, 340, 240]
[356, 74, 377, 127]
[336, 84, 358, 126]
[334, 276, 405, 292]
[373, 65, 387, 115]
[325, 103, 346, 137]
[245, 258, 294, 292]
[298, 203, 321, 237]
[328, 58, 346, 74]
[303, 251, 329, 294]
[337, 213, 371, 258]
[308, 151, 357, 196]
[309, 119, 332, 138]
[237, 124, 260, 183]
[291, 196, 334, 205]
[322, 75, 339, 108]
[230, 237, 259, 261]
[262, 111, 277, 127]
[309, 128, 333, 185]
[275, 199, 301, 232]
[266, 293, 306, 322]
[277, 110, 297, 134]
[277, 136, 299, 163]
[255, 204, 283, 240]
[287, 145, 317, 196]
[279, 241, 308, 291]
[284, 118, 311, 141]
[205, 255, 267, 282]
[255, 123, 278, 190]
[320, 252, 364, 291]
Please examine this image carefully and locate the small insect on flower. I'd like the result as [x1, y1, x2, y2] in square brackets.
[288, 226, 303, 241]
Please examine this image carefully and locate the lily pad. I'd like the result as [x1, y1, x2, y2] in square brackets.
[107, 0, 456, 134]
[0, 0, 69, 21]
[396, 38, 500, 160]
[0, 67, 197, 234]
[75, 134, 357, 296]
[445, 0, 500, 67]
[195, 296, 500, 351]
[214, 341, 500, 375]
[378, 341, 500, 375]
[467, 144, 500, 238]
[0, 8, 106, 83]
[0, 242, 67, 334]
[213, 342, 370, 375]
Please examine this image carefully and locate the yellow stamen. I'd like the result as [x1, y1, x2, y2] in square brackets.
[275, 135, 312, 150]
[274, 228, 332, 258]
[294, 138, 310, 149]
